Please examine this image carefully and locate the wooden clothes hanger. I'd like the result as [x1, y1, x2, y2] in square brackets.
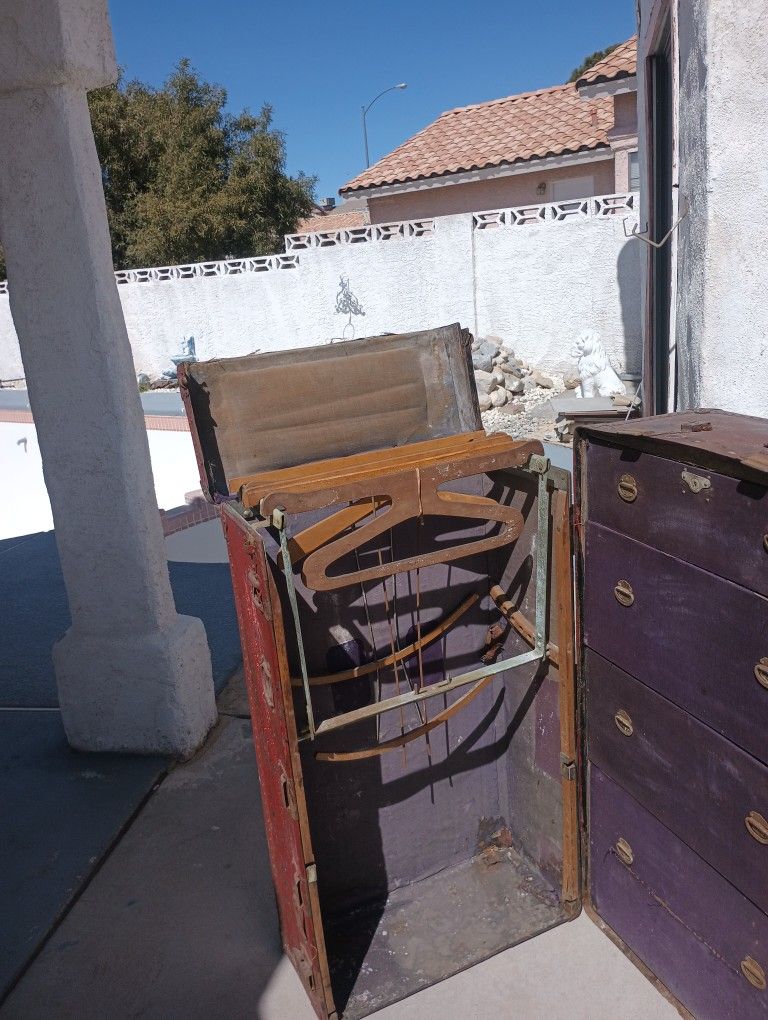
[255, 432, 540, 591]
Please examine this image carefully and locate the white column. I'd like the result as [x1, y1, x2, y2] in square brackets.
[0, 0, 216, 755]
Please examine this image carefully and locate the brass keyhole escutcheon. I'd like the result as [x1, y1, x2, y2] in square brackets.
[741, 956, 767, 991]
[617, 474, 638, 503]
[755, 658, 768, 691]
[615, 709, 634, 736]
[615, 838, 634, 866]
[614, 579, 635, 607]
[745, 810, 768, 844]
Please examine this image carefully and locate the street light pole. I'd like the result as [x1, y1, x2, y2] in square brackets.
[362, 83, 408, 167]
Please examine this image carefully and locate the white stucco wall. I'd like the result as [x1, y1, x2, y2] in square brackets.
[638, 0, 768, 416]
[0, 198, 642, 382]
[474, 213, 641, 373]
[0, 420, 200, 540]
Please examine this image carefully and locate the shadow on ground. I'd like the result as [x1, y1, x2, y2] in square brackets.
[1, 714, 282, 1018]
[0, 531, 241, 708]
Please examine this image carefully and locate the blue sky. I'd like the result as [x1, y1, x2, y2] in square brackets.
[107, 1, 635, 200]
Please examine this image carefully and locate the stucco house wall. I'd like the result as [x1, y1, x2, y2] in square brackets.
[637, 0, 768, 416]
[367, 159, 617, 223]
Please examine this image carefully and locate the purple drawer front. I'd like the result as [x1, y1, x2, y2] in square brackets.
[586, 650, 768, 914]
[590, 767, 768, 1020]
[584, 438, 768, 596]
[583, 521, 768, 765]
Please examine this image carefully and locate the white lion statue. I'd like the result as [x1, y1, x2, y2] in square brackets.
[571, 330, 627, 398]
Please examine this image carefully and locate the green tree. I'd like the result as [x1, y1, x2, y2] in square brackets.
[0, 59, 315, 278]
[568, 44, 621, 84]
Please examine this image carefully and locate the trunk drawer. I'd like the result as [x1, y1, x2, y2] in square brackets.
[583, 521, 768, 765]
[586, 650, 768, 914]
[582, 437, 768, 596]
[590, 766, 768, 1020]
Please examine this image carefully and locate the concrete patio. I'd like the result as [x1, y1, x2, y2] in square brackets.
[3, 673, 678, 1020]
[0, 468, 680, 1019]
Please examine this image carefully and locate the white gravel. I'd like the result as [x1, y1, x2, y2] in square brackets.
[482, 372, 569, 442]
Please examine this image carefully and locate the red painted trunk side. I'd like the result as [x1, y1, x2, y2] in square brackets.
[220, 505, 335, 1019]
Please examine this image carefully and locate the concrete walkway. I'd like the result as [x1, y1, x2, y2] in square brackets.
[2, 669, 677, 1020]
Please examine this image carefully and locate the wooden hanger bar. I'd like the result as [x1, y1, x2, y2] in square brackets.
[490, 584, 560, 669]
[235, 430, 505, 506]
[284, 491, 500, 566]
[258, 434, 540, 591]
[289, 592, 478, 688]
[315, 674, 493, 762]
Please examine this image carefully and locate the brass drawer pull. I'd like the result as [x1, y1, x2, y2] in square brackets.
[741, 956, 766, 991]
[615, 838, 634, 866]
[617, 474, 638, 502]
[615, 709, 634, 736]
[614, 579, 635, 607]
[756, 658, 768, 690]
[745, 811, 768, 844]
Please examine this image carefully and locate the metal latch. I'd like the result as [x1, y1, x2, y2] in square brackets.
[681, 469, 711, 494]
[560, 754, 576, 781]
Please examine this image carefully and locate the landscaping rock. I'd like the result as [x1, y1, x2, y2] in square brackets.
[498, 400, 524, 416]
[563, 373, 581, 390]
[471, 337, 499, 373]
[532, 371, 555, 389]
[505, 378, 524, 395]
[478, 392, 493, 412]
[474, 369, 497, 395]
[492, 369, 506, 387]
[523, 377, 537, 393]
[501, 363, 523, 380]
[490, 388, 507, 408]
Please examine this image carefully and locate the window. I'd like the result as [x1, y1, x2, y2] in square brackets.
[628, 150, 640, 191]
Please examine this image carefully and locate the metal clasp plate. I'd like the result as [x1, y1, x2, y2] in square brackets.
[681, 469, 711, 494]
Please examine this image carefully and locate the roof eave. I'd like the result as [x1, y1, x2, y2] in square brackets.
[339, 146, 613, 198]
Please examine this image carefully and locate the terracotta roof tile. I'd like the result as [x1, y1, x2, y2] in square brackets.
[295, 208, 369, 233]
[341, 82, 615, 194]
[575, 37, 637, 88]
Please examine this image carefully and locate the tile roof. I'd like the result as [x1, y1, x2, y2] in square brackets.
[341, 83, 615, 194]
[296, 208, 368, 232]
[575, 37, 637, 88]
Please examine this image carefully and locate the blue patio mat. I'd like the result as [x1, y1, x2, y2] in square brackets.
[0, 709, 167, 999]
[0, 531, 242, 708]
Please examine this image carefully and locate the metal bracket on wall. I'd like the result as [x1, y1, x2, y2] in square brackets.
[623, 195, 689, 248]
[261, 455, 567, 743]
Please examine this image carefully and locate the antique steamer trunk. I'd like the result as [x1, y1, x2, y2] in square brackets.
[576, 409, 768, 1020]
[182, 320, 768, 1020]
[180, 325, 580, 1020]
